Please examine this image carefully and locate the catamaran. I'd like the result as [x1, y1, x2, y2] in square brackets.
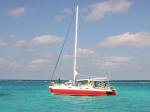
[49, 5, 116, 96]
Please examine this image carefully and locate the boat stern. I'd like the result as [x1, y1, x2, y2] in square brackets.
[107, 89, 117, 95]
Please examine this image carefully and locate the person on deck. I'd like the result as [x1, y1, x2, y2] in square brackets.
[58, 77, 61, 84]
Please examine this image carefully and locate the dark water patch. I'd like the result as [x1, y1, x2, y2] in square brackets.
[0, 93, 12, 97]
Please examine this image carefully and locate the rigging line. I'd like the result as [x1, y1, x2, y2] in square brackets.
[50, 12, 75, 80]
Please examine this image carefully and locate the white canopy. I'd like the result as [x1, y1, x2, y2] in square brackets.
[77, 77, 108, 82]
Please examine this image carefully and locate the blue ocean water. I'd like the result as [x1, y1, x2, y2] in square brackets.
[0, 81, 150, 112]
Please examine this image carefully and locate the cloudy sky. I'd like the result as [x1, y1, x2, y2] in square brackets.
[0, 0, 150, 80]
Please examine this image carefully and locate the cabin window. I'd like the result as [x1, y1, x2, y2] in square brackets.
[94, 81, 108, 87]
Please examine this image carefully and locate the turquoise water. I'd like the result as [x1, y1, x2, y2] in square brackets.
[0, 81, 150, 112]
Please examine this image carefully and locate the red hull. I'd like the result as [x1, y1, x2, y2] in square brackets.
[50, 88, 116, 96]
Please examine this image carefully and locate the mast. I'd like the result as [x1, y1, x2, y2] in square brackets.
[73, 5, 78, 81]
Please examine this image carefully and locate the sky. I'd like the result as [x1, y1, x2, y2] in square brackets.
[0, 0, 150, 80]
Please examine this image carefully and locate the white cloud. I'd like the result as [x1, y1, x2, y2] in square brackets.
[8, 7, 27, 17]
[55, 15, 66, 22]
[55, 8, 72, 22]
[30, 34, 63, 46]
[15, 40, 26, 46]
[0, 58, 5, 64]
[9, 34, 19, 39]
[99, 32, 150, 48]
[25, 49, 34, 53]
[0, 58, 23, 68]
[85, 0, 132, 21]
[94, 56, 131, 70]
[63, 8, 72, 14]
[102, 61, 119, 69]
[31, 58, 49, 64]
[102, 56, 131, 62]
[63, 48, 95, 59]
[0, 40, 7, 47]
[77, 48, 95, 58]
[8, 61, 24, 68]
[29, 58, 51, 68]
[63, 54, 73, 60]
[25, 49, 54, 58]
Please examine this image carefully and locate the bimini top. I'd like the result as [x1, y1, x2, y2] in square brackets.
[77, 77, 108, 82]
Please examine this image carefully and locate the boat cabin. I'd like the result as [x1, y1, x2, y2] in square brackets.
[77, 77, 110, 88]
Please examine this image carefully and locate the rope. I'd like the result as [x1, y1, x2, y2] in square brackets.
[50, 12, 75, 80]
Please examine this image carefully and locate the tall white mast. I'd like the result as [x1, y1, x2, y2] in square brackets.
[73, 5, 78, 81]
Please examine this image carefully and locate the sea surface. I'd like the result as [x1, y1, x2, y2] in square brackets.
[0, 80, 150, 112]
